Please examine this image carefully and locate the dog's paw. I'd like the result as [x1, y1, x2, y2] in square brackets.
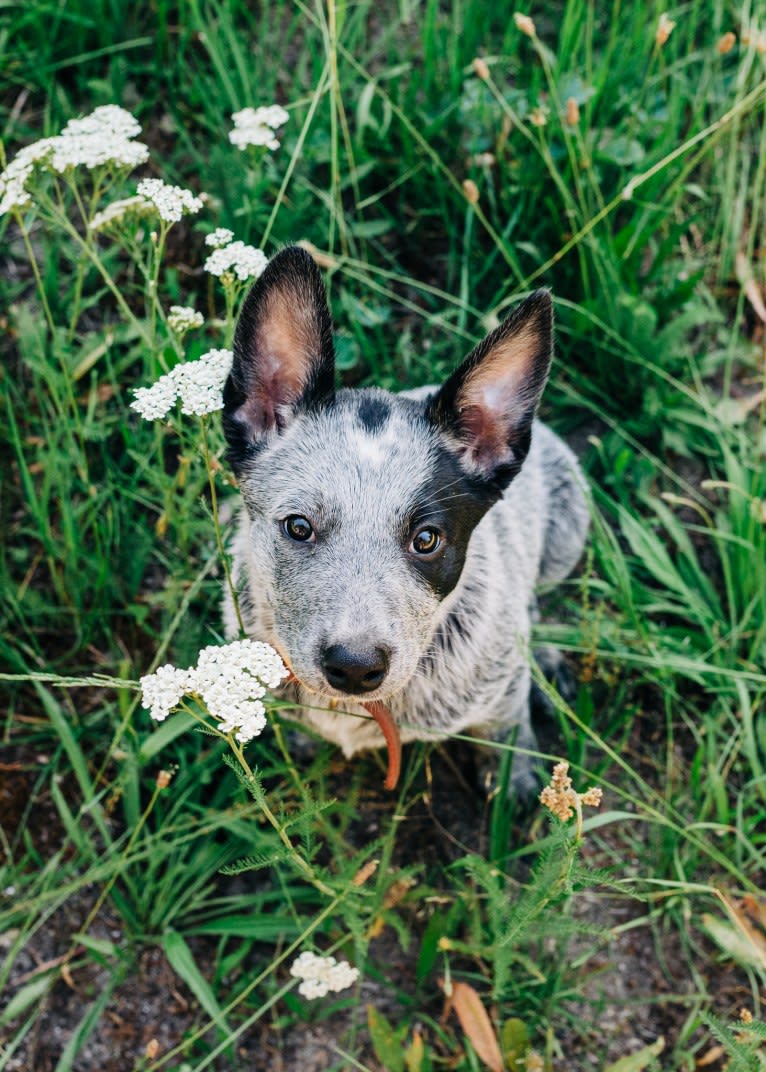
[474, 734, 541, 808]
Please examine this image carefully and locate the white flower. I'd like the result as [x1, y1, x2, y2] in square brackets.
[175, 348, 233, 415]
[167, 305, 204, 335]
[204, 240, 268, 282]
[205, 227, 234, 249]
[229, 105, 289, 151]
[90, 194, 157, 231]
[136, 178, 204, 224]
[48, 133, 148, 173]
[61, 105, 142, 140]
[139, 665, 192, 723]
[130, 372, 180, 420]
[0, 105, 148, 217]
[139, 640, 289, 743]
[289, 951, 360, 1000]
[130, 349, 233, 420]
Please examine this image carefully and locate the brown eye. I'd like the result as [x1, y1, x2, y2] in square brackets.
[282, 515, 315, 543]
[411, 528, 441, 555]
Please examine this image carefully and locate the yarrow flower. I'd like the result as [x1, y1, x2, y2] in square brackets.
[139, 640, 289, 743]
[0, 105, 149, 217]
[175, 349, 233, 416]
[90, 194, 157, 232]
[167, 305, 204, 336]
[130, 349, 233, 420]
[205, 227, 235, 249]
[229, 105, 289, 151]
[539, 761, 602, 825]
[289, 952, 360, 1000]
[136, 178, 204, 224]
[204, 240, 268, 282]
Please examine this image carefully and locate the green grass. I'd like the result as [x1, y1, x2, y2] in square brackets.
[1, 0, 766, 1068]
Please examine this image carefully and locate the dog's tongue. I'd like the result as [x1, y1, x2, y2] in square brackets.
[360, 700, 401, 791]
[284, 674, 401, 790]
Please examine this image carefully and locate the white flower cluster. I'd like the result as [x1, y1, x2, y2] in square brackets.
[90, 194, 157, 232]
[130, 349, 233, 420]
[167, 305, 204, 335]
[0, 105, 149, 216]
[136, 178, 204, 224]
[229, 105, 289, 151]
[289, 952, 360, 1000]
[139, 640, 289, 743]
[205, 227, 234, 249]
[204, 239, 268, 282]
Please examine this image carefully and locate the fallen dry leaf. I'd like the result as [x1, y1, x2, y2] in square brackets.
[440, 978, 503, 1072]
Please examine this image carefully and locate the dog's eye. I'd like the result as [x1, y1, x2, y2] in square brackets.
[282, 515, 315, 543]
[410, 528, 441, 555]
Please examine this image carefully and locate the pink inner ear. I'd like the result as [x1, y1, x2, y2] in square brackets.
[240, 290, 320, 435]
[459, 403, 515, 470]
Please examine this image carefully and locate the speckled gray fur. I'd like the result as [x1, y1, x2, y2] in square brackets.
[221, 246, 589, 793]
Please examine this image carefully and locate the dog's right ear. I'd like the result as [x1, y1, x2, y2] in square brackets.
[222, 246, 335, 469]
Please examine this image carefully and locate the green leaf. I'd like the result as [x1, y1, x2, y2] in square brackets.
[501, 1018, 530, 1066]
[598, 133, 645, 167]
[188, 914, 301, 940]
[161, 930, 232, 1039]
[138, 710, 195, 761]
[367, 1004, 406, 1072]
[0, 974, 53, 1027]
[416, 911, 447, 985]
[604, 1036, 665, 1071]
[702, 914, 766, 970]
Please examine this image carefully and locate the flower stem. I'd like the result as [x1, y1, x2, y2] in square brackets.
[229, 737, 335, 898]
[199, 415, 246, 635]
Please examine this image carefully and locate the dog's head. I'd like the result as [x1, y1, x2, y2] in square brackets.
[223, 246, 552, 701]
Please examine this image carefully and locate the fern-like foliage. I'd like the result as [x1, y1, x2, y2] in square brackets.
[703, 1012, 766, 1071]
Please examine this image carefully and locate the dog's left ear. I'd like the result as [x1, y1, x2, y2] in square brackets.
[223, 245, 335, 469]
[426, 290, 552, 490]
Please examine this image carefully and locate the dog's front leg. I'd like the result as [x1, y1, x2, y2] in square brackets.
[471, 669, 541, 803]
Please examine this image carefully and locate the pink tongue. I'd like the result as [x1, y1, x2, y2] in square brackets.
[285, 673, 401, 791]
[360, 700, 402, 791]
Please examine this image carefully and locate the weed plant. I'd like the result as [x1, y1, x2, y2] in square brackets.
[1, 1, 765, 1069]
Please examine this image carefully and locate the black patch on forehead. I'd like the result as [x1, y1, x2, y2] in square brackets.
[356, 393, 391, 434]
[406, 443, 500, 599]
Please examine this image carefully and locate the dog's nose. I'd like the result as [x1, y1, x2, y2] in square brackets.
[321, 644, 390, 694]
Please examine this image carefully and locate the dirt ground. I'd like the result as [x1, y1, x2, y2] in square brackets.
[1, 731, 751, 1072]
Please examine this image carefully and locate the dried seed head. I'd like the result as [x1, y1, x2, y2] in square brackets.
[473, 56, 490, 80]
[145, 1039, 160, 1059]
[530, 107, 548, 127]
[740, 1008, 754, 1024]
[462, 178, 480, 204]
[717, 31, 736, 54]
[655, 12, 676, 46]
[156, 769, 172, 789]
[471, 151, 496, 167]
[514, 12, 536, 38]
[565, 97, 580, 126]
[540, 761, 602, 827]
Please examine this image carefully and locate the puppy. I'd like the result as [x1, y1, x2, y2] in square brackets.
[222, 246, 589, 793]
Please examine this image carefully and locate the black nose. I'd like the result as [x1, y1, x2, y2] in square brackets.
[321, 644, 390, 695]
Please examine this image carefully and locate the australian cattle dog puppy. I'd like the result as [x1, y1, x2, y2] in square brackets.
[222, 246, 589, 794]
